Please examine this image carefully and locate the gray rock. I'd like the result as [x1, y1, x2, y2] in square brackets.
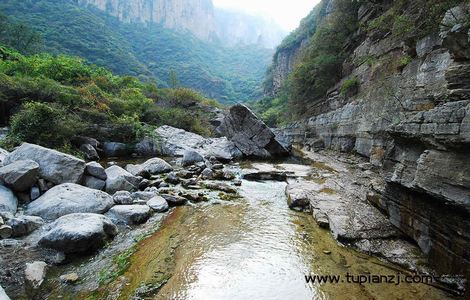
[113, 191, 134, 204]
[103, 142, 130, 157]
[181, 150, 204, 166]
[0, 159, 39, 192]
[25, 261, 47, 289]
[0, 283, 10, 300]
[203, 182, 237, 194]
[0, 185, 17, 214]
[85, 162, 107, 180]
[4, 143, 85, 185]
[132, 191, 157, 201]
[71, 136, 100, 149]
[80, 144, 99, 161]
[83, 176, 106, 191]
[165, 172, 180, 184]
[105, 165, 140, 194]
[0, 147, 9, 167]
[30, 187, 41, 201]
[155, 125, 242, 161]
[217, 104, 289, 158]
[0, 225, 12, 239]
[161, 194, 187, 207]
[39, 213, 118, 254]
[286, 185, 310, 210]
[26, 183, 114, 220]
[147, 196, 169, 212]
[7, 216, 44, 237]
[106, 205, 152, 225]
[201, 168, 214, 179]
[135, 137, 159, 156]
[126, 158, 173, 177]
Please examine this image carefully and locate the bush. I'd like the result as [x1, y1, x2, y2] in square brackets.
[340, 77, 360, 96]
[5, 101, 84, 148]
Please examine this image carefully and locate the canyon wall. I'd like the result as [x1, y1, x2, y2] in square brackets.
[75, 0, 285, 48]
[76, 0, 216, 41]
[276, 1, 470, 287]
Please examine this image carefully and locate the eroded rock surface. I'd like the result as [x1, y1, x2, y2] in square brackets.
[3, 143, 85, 185]
[26, 183, 114, 220]
[217, 104, 289, 158]
[39, 213, 118, 253]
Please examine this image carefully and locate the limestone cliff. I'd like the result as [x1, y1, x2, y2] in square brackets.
[274, 0, 470, 291]
[76, 0, 216, 41]
[75, 0, 285, 48]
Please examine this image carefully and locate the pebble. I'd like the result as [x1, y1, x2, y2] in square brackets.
[60, 273, 79, 284]
[323, 250, 332, 255]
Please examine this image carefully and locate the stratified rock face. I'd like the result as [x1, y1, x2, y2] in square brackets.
[275, 1, 470, 287]
[217, 104, 289, 158]
[39, 213, 118, 254]
[77, 0, 216, 41]
[26, 183, 114, 220]
[4, 143, 85, 185]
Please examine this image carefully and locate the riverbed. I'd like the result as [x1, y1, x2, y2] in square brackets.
[92, 176, 450, 299]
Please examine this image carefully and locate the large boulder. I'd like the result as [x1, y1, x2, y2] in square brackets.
[80, 144, 100, 161]
[38, 213, 118, 254]
[0, 185, 17, 214]
[126, 158, 173, 177]
[26, 183, 114, 220]
[85, 162, 107, 180]
[105, 205, 152, 225]
[217, 104, 289, 158]
[147, 196, 169, 212]
[3, 143, 85, 184]
[181, 150, 204, 167]
[83, 176, 106, 191]
[0, 160, 39, 192]
[105, 165, 140, 194]
[155, 126, 242, 161]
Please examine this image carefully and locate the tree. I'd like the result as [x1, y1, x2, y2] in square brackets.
[0, 13, 42, 54]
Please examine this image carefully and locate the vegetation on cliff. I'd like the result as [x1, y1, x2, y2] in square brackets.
[0, 45, 220, 153]
[257, 0, 464, 126]
[0, 0, 272, 103]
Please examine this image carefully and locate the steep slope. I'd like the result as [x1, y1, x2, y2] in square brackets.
[76, 0, 217, 41]
[0, 0, 273, 103]
[265, 0, 470, 292]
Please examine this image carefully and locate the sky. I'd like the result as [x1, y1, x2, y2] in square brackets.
[213, 0, 321, 32]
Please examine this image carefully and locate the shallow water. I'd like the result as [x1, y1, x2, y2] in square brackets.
[113, 179, 450, 300]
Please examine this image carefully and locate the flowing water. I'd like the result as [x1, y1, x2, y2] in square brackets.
[108, 178, 450, 300]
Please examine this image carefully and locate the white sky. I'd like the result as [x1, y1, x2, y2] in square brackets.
[213, 0, 321, 31]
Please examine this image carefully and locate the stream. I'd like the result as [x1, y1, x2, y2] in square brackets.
[93, 173, 449, 299]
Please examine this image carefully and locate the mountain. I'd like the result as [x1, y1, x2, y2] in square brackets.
[76, 0, 217, 41]
[0, 0, 280, 103]
[214, 8, 286, 49]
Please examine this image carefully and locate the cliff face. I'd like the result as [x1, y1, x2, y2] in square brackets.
[214, 9, 286, 49]
[75, 0, 285, 48]
[275, 1, 470, 289]
[76, 0, 216, 41]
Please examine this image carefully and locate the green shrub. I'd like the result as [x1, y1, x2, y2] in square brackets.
[6, 101, 84, 148]
[340, 77, 360, 96]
